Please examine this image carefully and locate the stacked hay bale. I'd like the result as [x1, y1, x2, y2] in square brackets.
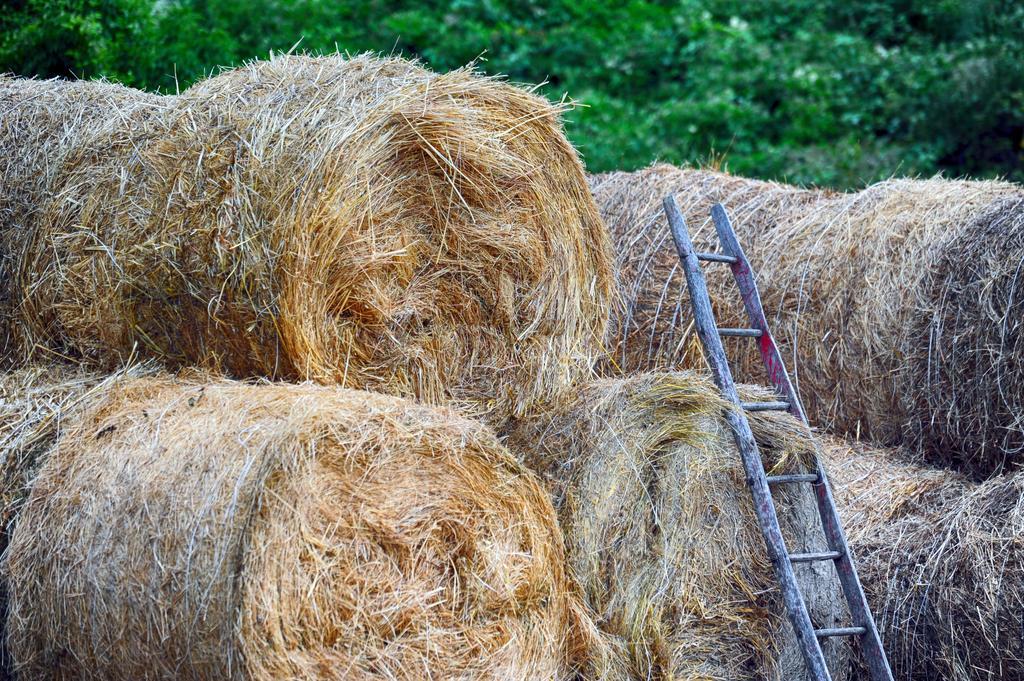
[823, 438, 969, 538]
[0, 57, 625, 678]
[0, 366, 158, 566]
[5, 54, 613, 428]
[0, 366, 146, 677]
[0, 78, 163, 360]
[592, 164, 1024, 477]
[2, 372, 605, 680]
[823, 439, 1024, 681]
[591, 165, 831, 375]
[507, 371, 852, 681]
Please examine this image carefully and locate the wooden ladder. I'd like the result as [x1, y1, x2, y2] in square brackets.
[663, 196, 894, 681]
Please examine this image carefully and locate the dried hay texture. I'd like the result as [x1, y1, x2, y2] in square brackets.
[506, 371, 852, 680]
[0, 366, 105, 541]
[0, 77, 161, 360]
[824, 439, 1024, 681]
[0, 364, 148, 677]
[592, 164, 1024, 477]
[0, 364, 152, 563]
[4, 374, 600, 680]
[591, 164, 829, 375]
[823, 438, 969, 539]
[9, 54, 613, 427]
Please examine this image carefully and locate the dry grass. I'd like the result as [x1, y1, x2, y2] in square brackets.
[3, 373, 604, 680]
[592, 164, 1024, 477]
[909, 196, 1024, 474]
[0, 365, 151, 676]
[824, 438, 969, 540]
[506, 371, 852, 681]
[825, 438, 1024, 681]
[0, 77, 162, 362]
[9, 54, 613, 427]
[0, 364, 156, 561]
[0, 366, 106, 536]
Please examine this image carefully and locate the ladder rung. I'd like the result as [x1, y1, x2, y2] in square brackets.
[815, 626, 867, 638]
[718, 327, 763, 337]
[740, 401, 790, 412]
[766, 473, 819, 484]
[695, 251, 738, 264]
[790, 551, 843, 563]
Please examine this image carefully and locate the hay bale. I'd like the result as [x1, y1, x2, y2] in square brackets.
[4, 375, 600, 680]
[0, 365, 152, 571]
[0, 365, 142, 677]
[822, 437, 969, 538]
[12, 54, 612, 427]
[909, 196, 1024, 473]
[823, 439, 1024, 681]
[0, 77, 162, 360]
[506, 371, 852, 680]
[592, 164, 1024, 477]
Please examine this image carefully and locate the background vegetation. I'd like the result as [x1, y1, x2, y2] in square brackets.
[2, 0, 1021, 188]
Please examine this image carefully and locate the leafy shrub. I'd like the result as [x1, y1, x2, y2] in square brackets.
[1, 0, 1020, 188]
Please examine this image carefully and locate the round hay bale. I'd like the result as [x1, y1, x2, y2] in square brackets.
[506, 371, 852, 681]
[0, 366, 103, 532]
[0, 365, 151, 560]
[593, 164, 1024, 477]
[0, 365, 141, 676]
[0, 77, 162, 360]
[823, 439, 1023, 681]
[14, 54, 613, 426]
[4, 376, 599, 680]
[908, 195, 1024, 473]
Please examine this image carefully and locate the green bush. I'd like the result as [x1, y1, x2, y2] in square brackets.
[2, 0, 1020, 188]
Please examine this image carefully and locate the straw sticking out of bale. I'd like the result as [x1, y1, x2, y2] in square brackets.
[592, 164, 1024, 477]
[4, 376, 598, 680]
[823, 439, 1024, 681]
[0, 78, 161, 360]
[11, 54, 612, 427]
[823, 438, 969, 537]
[0, 365, 155, 569]
[506, 371, 852, 680]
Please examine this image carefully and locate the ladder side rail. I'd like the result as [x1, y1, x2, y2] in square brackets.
[709, 203, 808, 423]
[664, 196, 833, 681]
[809, 452, 894, 680]
[710, 203, 894, 681]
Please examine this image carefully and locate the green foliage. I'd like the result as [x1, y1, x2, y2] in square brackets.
[0, 0, 158, 84]
[1, 0, 1021, 188]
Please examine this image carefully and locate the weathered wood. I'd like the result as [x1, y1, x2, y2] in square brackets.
[775, 486, 853, 681]
[695, 251, 738, 263]
[666, 196, 894, 681]
[816, 627, 867, 638]
[767, 473, 820, 484]
[718, 327, 763, 337]
[665, 195, 836, 681]
[790, 551, 843, 563]
[741, 400, 791, 412]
